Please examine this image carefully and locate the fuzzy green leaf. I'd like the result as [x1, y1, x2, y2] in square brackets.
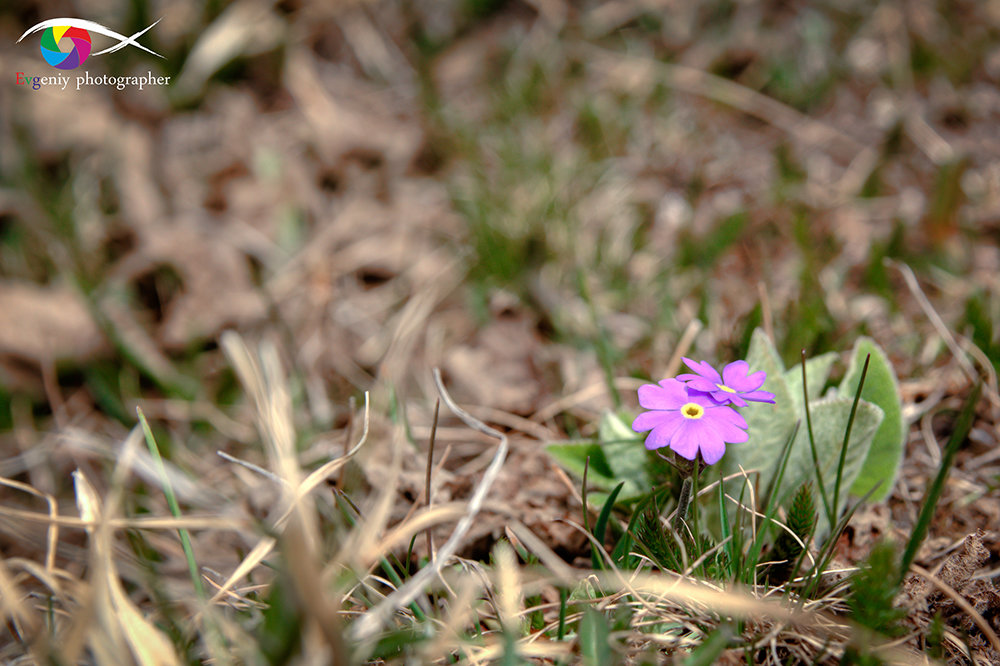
[784, 351, 839, 412]
[786, 397, 883, 537]
[840, 338, 905, 501]
[721, 329, 799, 494]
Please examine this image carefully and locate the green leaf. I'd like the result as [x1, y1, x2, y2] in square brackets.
[547, 443, 616, 488]
[594, 481, 625, 543]
[839, 338, 905, 501]
[259, 571, 302, 664]
[784, 351, 839, 412]
[546, 412, 648, 504]
[579, 608, 614, 666]
[592, 482, 625, 569]
[721, 329, 798, 494]
[786, 397, 883, 538]
[681, 625, 733, 666]
[598, 409, 638, 444]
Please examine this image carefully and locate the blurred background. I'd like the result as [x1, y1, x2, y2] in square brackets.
[1, 0, 999, 578]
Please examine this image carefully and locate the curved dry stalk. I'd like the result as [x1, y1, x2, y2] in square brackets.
[887, 259, 999, 408]
[349, 368, 509, 642]
[295, 391, 371, 499]
[216, 392, 371, 493]
[349, 502, 471, 562]
[0, 558, 43, 657]
[0, 475, 59, 574]
[208, 334, 369, 608]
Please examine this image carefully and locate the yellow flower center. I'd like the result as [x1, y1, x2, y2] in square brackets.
[681, 403, 705, 419]
[716, 383, 737, 393]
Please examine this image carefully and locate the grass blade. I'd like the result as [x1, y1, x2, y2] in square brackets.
[136, 407, 205, 600]
[801, 349, 832, 525]
[591, 481, 625, 570]
[832, 354, 870, 520]
[745, 421, 801, 581]
[898, 381, 982, 585]
[718, 480, 734, 580]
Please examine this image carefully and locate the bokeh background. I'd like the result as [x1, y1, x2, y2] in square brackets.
[1, 0, 1000, 656]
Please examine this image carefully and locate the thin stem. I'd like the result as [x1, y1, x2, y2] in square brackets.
[691, 464, 700, 541]
[425, 399, 440, 561]
[833, 354, 870, 519]
[672, 476, 693, 531]
[801, 349, 832, 526]
[557, 587, 568, 641]
[337, 395, 356, 489]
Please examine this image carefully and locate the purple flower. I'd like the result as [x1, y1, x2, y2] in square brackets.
[631, 378, 749, 465]
[677, 358, 776, 407]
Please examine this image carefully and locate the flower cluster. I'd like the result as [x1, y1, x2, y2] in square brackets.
[632, 358, 776, 465]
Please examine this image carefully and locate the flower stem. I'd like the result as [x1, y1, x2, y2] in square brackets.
[672, 476, 693, 531]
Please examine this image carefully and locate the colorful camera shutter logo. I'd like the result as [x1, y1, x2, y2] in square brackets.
[40, 25, 92, 70]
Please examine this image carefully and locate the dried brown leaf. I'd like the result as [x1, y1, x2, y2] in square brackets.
[0, 281, 106, 363]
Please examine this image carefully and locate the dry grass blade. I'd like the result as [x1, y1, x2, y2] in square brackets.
[294, 391, 370, 500]
[0, 558, 43, 657]
[338, 421, 405, 572]
[0, 504, 239, 531]
[887, 259, 999, 408]
[359, 502, 470, 563]
[0, 475, 59, 573]
[506, 521, 577, 583]
[221, 330, 347, 659]
[106, 579, 184, 666]
[207, 537, 276, 607]
[72, 469, 183, 666]
[494, 542, 522, 631]
[349, 368, 510, 642]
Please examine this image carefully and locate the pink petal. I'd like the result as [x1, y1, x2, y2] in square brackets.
[638, 380, 688, 410]
[724, 365, 767, 392]
[678, 377, 719, 394]
[699, 438, 726, 465]
[681, 358, 721, 383]
[688, 421, 725, 464]
[709, 406, 749, 430]
[644, 414, 684, 450]
[706, 390, 745, 407]
[704, 413, 749, 443]
[668, 421, 700, 460]
[740, 389, 776, 404]
[721, 360, 749, 386]
[632, 411, 668, 433]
